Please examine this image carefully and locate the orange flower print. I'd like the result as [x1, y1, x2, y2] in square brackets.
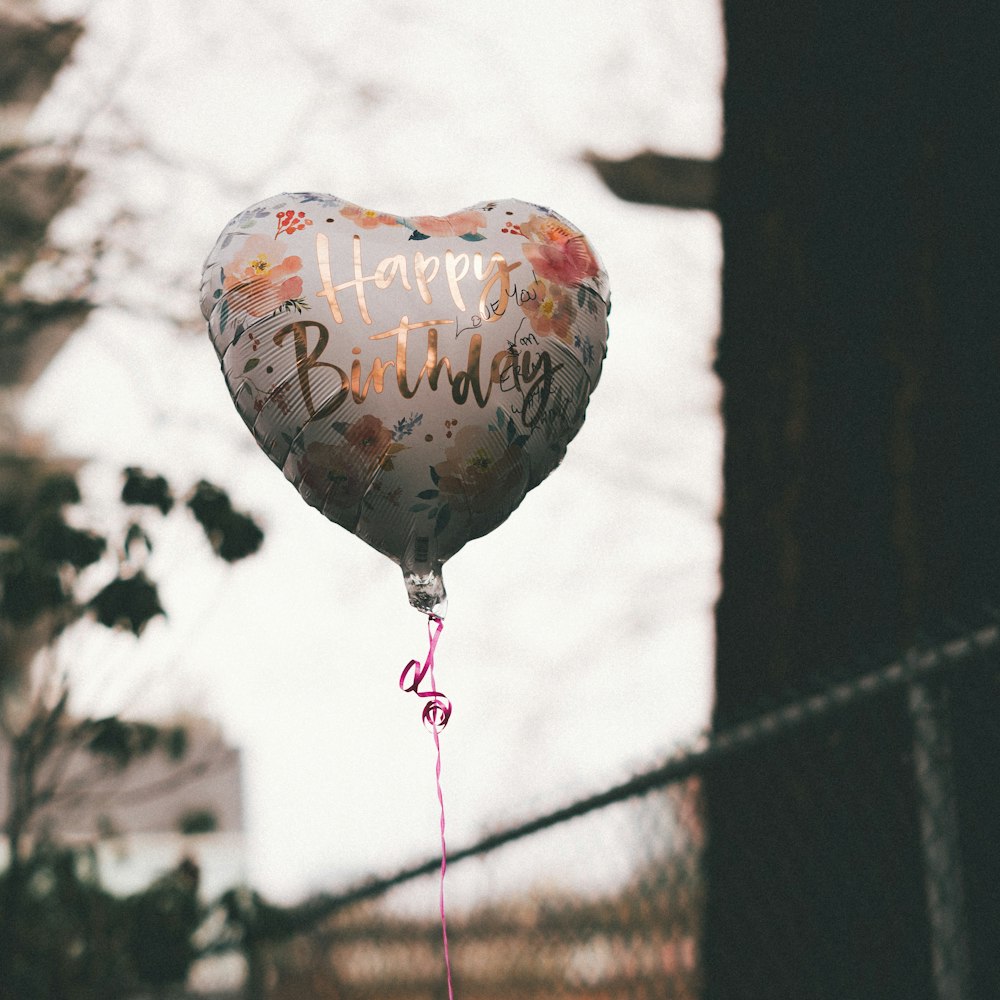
[340, 204, 400, 229]
[520, 278, 576, 342]
[224, 235, 304, 317]
[408, 210, 488, 239]
[519, 213, 599, 285]
[518, 214, 578, 245]
[345, 413, 393, 461]
[298, 416, 404, 510]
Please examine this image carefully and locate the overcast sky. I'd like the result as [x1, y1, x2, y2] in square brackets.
[23, 0, 725, 903]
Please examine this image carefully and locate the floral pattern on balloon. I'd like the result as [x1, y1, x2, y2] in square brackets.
[341, 413, 407, 471]
[275, 209, 313, 237]
[222, 234, 307, 320]
[410, 411, 528, 535]
[340, 203, 401, 229]
[406, 210, 488, 242]
[520, 278, 576, 343]
[297, 440, 365, 509]
[297, 414, 406, 510]
[518, 213, 600, 285]
[253, 382, 290, 416]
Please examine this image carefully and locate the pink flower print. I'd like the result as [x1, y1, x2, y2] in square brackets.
[522, 237, 599, 285]
[340, 204, 400, 229]
[520, 279, 576, 343]
[408, 209, 488, 239]
[224, 235, 304, 317]
[519, 213, 599, 285]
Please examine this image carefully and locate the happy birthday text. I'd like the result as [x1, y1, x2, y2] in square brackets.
[267, 233, 562, 427]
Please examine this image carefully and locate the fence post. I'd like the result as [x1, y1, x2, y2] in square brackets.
[908, 677, 972, 1000]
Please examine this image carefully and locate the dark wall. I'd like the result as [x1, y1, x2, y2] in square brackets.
[706, 1, 1000, 997]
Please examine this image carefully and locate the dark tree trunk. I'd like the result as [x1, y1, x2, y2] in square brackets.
[705, 1, 1000, 998]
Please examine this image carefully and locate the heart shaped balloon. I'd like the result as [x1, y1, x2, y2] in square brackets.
[201, 193, 610, 616]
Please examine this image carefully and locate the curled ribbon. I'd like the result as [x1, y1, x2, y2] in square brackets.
[399, 612, 455, 999]
[399, 613, 452, 732]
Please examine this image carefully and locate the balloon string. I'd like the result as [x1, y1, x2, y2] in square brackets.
[399, 614, 455, 1000]
[429, 652, 455, 1000]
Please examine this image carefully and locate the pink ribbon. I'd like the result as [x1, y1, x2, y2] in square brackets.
[399, 613, 455, 999]
[399, 614, 452, 732]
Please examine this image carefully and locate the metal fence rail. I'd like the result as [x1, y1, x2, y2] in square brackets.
[220, 624, 1000, 1000]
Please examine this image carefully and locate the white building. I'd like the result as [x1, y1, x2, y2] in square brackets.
[0, 713, 247, 899]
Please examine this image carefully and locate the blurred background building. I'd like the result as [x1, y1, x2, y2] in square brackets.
[0, 713, 247, 897]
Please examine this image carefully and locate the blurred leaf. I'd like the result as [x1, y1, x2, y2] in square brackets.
[33, 472, 81, 510]
[186, 480, 263, 562]
[83, 717, 162, 768]
[216, 511, 264, 561]
[185, 480, 230, 531]
[163, 725, 188, 760]
[0, 564, 67, 624]
[131, 721, 159, 755]
[28, 514, 106, 569]
[123, 521, 152, 559]
[121, 467, 174, 514]
[88, 572, 164, 635]
[83, 717, 132, 767]
[178, 808, 217, 835]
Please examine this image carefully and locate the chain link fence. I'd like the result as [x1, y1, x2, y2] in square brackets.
[209, 624, 999, 1000]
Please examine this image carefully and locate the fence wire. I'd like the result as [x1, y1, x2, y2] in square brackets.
[219, 624, 1000, 1000]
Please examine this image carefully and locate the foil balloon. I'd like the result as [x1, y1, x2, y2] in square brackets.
[201, 193, 610, 616]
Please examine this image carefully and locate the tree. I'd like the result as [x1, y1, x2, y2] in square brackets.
[0, 10, 265, 997]
[701, 2, 1000, 999]
[0, 465, 263, 1000]
[0, 842, 201, 1000]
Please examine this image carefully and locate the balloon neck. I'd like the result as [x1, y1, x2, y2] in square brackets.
[403, 565, 448, 619]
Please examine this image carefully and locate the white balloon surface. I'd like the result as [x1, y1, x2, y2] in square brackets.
[201, 193, 610, 615]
